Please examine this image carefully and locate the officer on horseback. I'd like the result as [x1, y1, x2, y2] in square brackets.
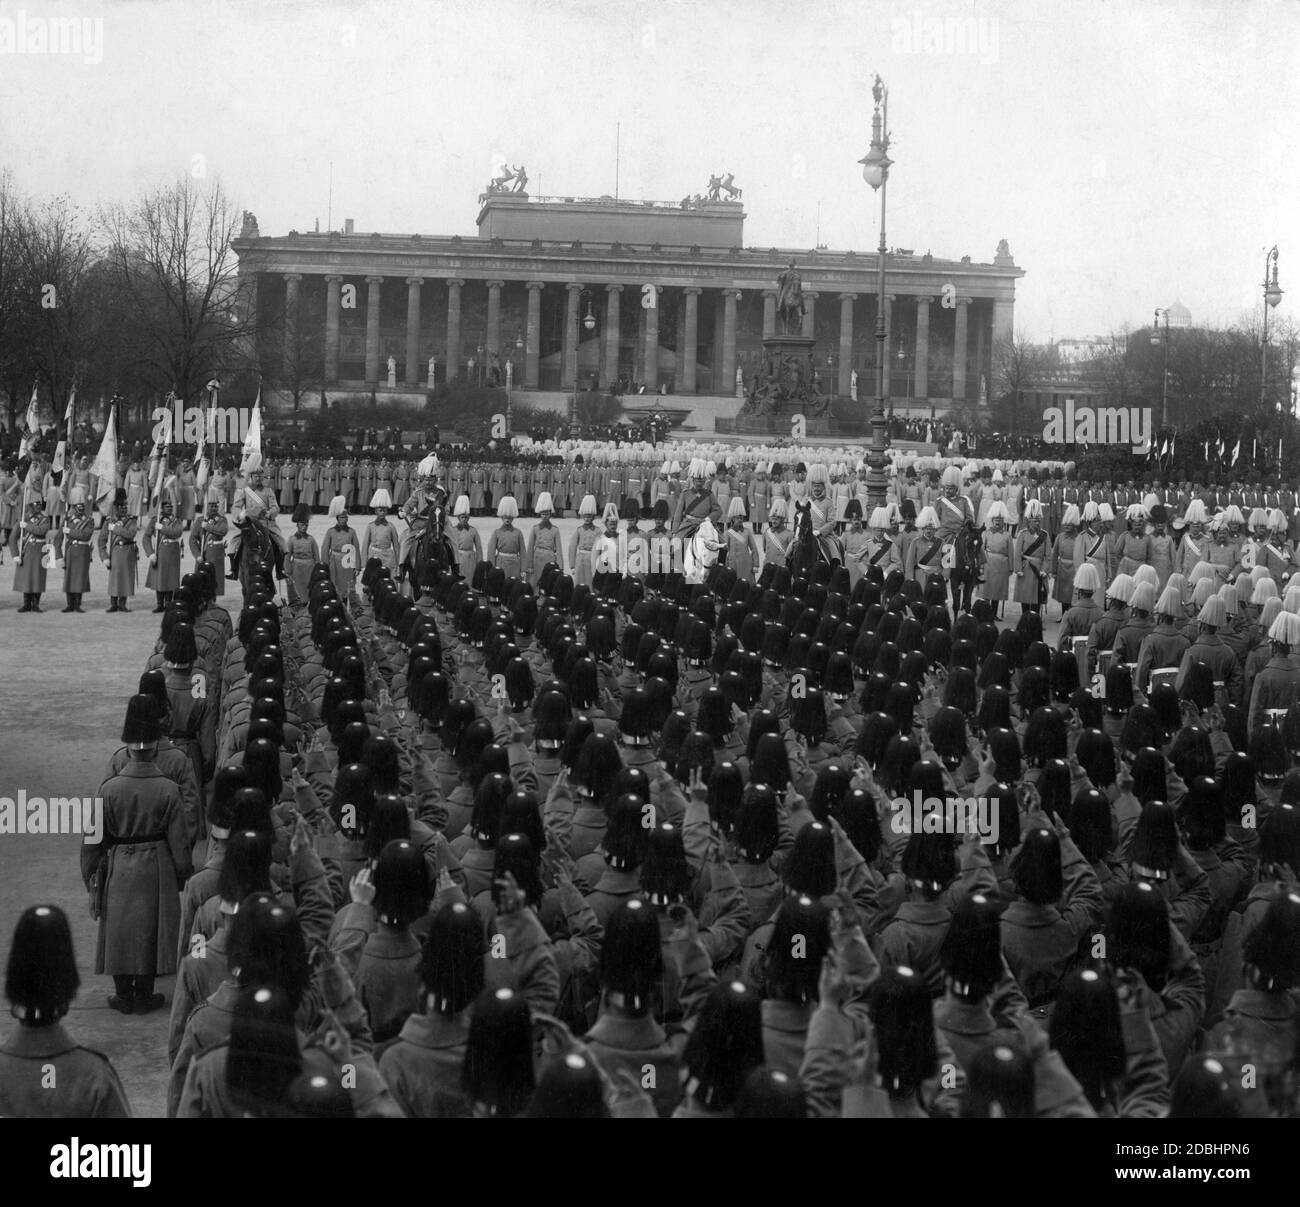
[794, 462, 843, 566]
[671, 458, 722, 541]
[397, 453, 451, 591]
[226, 454, 287, 581]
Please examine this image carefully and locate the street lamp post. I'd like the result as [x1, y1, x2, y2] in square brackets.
[1261, 246, 1283, 411]
[1151, 308, 1170, 429]
[859, 75, 893, 510]
[509, 330, 522, 434]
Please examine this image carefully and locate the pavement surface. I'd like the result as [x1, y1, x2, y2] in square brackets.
[0, 508, 1061, 1116]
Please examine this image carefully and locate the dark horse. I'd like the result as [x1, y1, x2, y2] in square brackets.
[788, 500, 844, 580]
[405, 519, 459, 597]
[948, 520, 986, 614]
[235, 519, 276, 607]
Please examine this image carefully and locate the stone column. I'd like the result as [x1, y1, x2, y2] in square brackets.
[564, 283, 583, 388]
[643, 284, 660, 392]
[445, 278, 465, 382]
[404, 278, 423, 387]
[283, 273, 301, 379]
[604, 284, 622, 386]
[837, 293, 855, 397]
[762, 290, 777, 339]
[721, 289, 739, 389]
[953, 296, 970, 404]
[683, 287, 701, 393]
[914, 295, 933, 400]
[801, 290, 818, 339]
[992, 297, 1015, 347]
[324, 274, 342, 385]
[365, 275, 382, 386]
[486, 280, 504, 363]
[525, 281, 543, 388]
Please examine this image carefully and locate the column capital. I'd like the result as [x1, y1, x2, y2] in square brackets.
[445, 277, 465, 289]
[525, 280, 546, 291]
[914, 295, 935, 306]
[761, 289, 778, 299]
[954, 295, 973, 307]
[605, 282, 624, 293]
[405, 276, 425, 286]
[566, 282, 586, 293]
[485, 279, 505, 290]
[838, 292, 857, 302]
[283, 272, 302, 283]
[885, 293, 897, 302]
[802, 289, 820, 299]
[683, 286, 703, 297]
[365, 275, 384, 285]
[325, 273, 344, 283]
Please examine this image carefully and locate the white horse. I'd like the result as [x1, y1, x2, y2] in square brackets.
[685, 517, 722, 583]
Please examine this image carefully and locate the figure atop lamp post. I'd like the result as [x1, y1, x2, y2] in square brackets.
[859, 74, 894, 510]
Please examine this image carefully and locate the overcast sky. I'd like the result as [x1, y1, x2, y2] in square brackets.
[3, 0, 1297, 341]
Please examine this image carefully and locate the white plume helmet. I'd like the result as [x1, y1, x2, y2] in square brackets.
[869, 506, 891, 529]
[1223, 505, 1244, 525]
[579, 494, 598, 517]
[1191, 577, 1216, 607]
[705, 461, 717, 477]
[727, 496, 746, 519]
[1023, 498, 1043, 519]
[370, 488, 392, 510]
[417, 453, 439, 477]
[602, 502, 620, 524]
[808, 462, 830, 486]
[498, 495, 518, 520]
[660, 461, 671, 475]
[1107, 572, 1134, 604]
[1183, 499, 1208, 524]
[768, 497, 789, 520]
[1074, 563, 1101, 593]
[327, 494, 348, 519]
[1166, 572, 1187, 600]
[1132, 564, 1160, 592]
[1252, 576, 1280, 606]
[1128, 582, 1156, 612]
[1198, 596, 1227, 627]
[535, 491, 554, 514]
[1188, 561, 1217, 586]
[987, 501, 1008, 521]
[669, 461, 681, 474]
[1082, 501, 1100, 521]
[1142, 492, 1159, 510]
[1249, 507, 1268, 528]
[1262, 596, 1284, 628]
[1285, 584, 1300, 614]
[1268, 508, 1288, 531]
[1269, 611, 1300, 645]
[917, 506, 940, 529]
[992, 468, 1004, 482]
[1097, 503, 1115, 522]
[941, 466, 963, 488]
[1154, 585, 1181, 616]
[1126, 503, 1149, 523]
[243, 451, 263, 474]
[1218, 582, 1240, 614]
[453, 494, 470, 517]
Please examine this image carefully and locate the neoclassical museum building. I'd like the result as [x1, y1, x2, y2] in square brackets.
[233, 189, 1023, 416]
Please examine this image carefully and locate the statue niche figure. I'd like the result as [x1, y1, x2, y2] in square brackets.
[776, 259, 805, 334]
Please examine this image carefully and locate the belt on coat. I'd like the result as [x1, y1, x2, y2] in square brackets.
[204, 539, 226, 546]
[161, 538, 181, 545]
[67, 539, 92, 546]
[103, 831, 169, 848]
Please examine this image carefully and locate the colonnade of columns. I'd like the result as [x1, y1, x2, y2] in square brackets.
[271, 269, 1002, 400]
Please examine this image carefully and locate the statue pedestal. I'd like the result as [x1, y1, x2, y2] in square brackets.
[732, 335, 828, 431]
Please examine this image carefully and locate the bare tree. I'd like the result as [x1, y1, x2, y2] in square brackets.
[990, 331, 1049, 434]
[99, 176, 258, 409]
[0, 171, 33, 430]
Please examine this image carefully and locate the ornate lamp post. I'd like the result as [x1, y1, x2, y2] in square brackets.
[1261, 246, 1283, 410]
[1151, 308, 1170, 429]
[859, 75, 893, 510]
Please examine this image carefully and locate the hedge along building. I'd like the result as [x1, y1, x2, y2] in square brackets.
[232, 190, 1024, 421]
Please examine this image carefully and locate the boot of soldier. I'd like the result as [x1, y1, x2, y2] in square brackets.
[30, 593, 42, 613]
[18, 594, 31, 613]
[74, 594, 86, 613]
[62, 594, 76, 613]
[153, 592, 165, 614]
[119, 596, 131, 613]
[106, 597, 120, 613]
